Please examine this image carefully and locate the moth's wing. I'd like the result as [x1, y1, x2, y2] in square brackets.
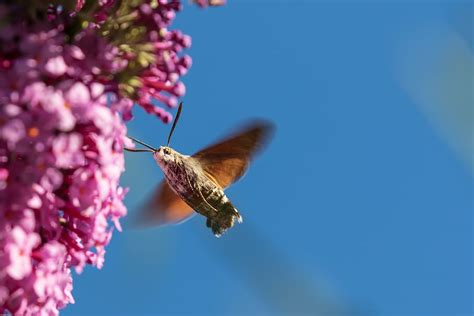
[133, 180, 195, 227]
[192, 120, 275, 188]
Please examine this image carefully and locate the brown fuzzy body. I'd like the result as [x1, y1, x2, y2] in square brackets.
[156, 149, 242, 237]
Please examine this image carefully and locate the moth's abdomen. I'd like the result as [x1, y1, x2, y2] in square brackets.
[186, 185, 242, 237]
[205, 198, 242, 237]
[163, 158, 243, 237]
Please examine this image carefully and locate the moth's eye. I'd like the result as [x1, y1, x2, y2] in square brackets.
[163, 148, 171, 155]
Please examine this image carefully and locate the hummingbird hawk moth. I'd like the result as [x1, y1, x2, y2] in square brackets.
[125, 103, 274, 237]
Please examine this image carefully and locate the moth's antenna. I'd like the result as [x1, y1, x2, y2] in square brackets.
[167, 102, 183, 147]
[127, 136, 157, 151]
[124, 148, 154, 153]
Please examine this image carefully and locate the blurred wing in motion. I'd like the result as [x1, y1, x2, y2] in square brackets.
[193, 120, 275, 188]
[134, 181, 195, 227]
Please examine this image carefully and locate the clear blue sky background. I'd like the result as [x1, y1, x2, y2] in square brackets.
[65, 2, 473, 315]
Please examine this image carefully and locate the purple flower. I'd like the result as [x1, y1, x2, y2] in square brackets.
[5, 227, 40, 280]
[53, 133, 85, 168]
[0, 119, 25, 148]
[44, 56, 68, 77]
[0, 29, 129, 311]
[65, 82, 91, 108]
[0, 0, 226, 314]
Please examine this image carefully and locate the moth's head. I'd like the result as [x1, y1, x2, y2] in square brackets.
[153, 146, 178, 167]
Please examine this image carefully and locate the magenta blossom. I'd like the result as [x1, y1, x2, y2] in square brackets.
[5, 228, 40, 280]
[0, 0, 225, 315]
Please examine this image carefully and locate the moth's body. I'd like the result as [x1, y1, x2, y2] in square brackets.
[154, 146, 242, 236]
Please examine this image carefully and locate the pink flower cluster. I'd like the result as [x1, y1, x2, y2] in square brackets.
[0, 28, 128, 314]
[0, 1, 224, 315]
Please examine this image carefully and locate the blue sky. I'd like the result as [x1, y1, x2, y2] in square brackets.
[65, 2, 473, 315]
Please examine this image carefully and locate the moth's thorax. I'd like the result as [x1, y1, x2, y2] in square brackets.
[153, 146, 194, 193]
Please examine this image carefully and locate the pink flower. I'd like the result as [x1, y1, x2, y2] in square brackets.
[5, 227, 40, 280]
[32, 242, 74, 309]
[110, 97, 134, 121]
[0, 286, 8, 306]
[0, 41, 129, 312]
[0, 0, 225, 314]
[0, 168, 8, 190]
[44, 55, 67, 76]
[53, 133, 84, 168]
[0, 119, 25, 148]
[69, 168, 109, 217]
[65, 82, 90, 107]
